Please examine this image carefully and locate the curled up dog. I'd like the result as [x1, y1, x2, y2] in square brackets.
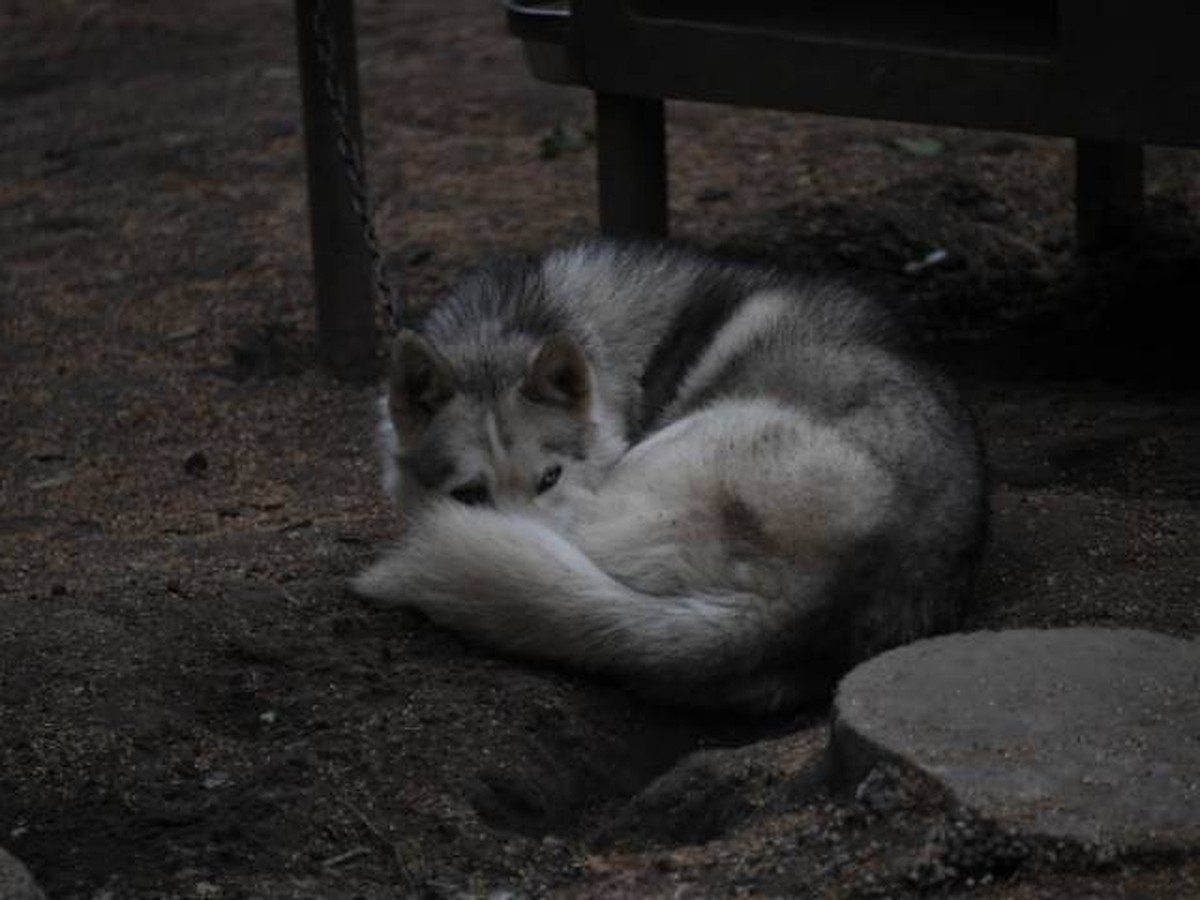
[353, 242, 986, 714]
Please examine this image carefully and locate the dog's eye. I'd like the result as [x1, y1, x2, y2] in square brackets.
[536, 464, 562, 495]
[449, 483, 491, 506]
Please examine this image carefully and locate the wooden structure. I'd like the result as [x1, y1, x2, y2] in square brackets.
[508, 1, 1199, 241]
[295, 0, 1200, 371]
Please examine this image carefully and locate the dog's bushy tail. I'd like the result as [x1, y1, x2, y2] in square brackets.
[353, 503, 820, 711]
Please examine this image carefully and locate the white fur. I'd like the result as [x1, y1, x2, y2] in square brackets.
[353, 502, 817, 709]
[355, 398, 894, 711]
[375, 393, 401, 505]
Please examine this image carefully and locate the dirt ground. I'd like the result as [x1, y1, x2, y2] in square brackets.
[2, 1, 1199, 897]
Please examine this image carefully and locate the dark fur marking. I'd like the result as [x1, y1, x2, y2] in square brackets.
[639, 268, 769, 432]
[411, 257, 602, 404]
[718, 492, 769, 550]
[540, 433, 587, 461]
[673, 349, 757, 415]
[422, 257, 566, 339]
[401, 445, 456, 490]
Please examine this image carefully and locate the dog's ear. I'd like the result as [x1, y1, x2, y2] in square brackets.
[521, 332, 592, 415]
[388, 330, 457, 436]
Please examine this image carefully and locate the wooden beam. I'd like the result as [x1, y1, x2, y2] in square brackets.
[595, 93, 668, 239]
[1075, 139, 1144, 253]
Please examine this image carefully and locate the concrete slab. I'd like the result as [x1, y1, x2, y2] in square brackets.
[831, 628, 1200, 853]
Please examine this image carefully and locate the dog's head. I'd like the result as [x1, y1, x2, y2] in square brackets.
[378, 327, 626, 519]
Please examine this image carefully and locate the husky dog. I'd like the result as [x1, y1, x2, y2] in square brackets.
[354, 242, 985, 713]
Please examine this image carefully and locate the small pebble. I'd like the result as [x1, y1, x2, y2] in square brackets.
[184, 451, 209, 477]
[696, 187, 732, 203]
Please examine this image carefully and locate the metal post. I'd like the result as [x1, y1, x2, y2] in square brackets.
[295, 0, 379, 378]
[1075, 139, 1144, 253]
[595, 93, 668, 239]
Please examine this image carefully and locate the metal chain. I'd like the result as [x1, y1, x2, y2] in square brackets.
[310, 0, 403, 333]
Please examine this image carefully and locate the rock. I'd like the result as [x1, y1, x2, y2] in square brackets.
[0, 847, 46, 900]
[831, 628, 1200, 854]
[597, 726, 828, 848]
[183, 450, 208, 477]
[597, 748, 757, 847]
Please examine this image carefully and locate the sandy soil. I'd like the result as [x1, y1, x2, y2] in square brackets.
[2, 1, 1198, 897]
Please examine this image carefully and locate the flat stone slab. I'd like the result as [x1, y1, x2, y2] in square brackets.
[832, 628, 1200, 853]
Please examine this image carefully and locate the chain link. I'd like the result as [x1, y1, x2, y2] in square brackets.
[310, 0, 403, 333]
